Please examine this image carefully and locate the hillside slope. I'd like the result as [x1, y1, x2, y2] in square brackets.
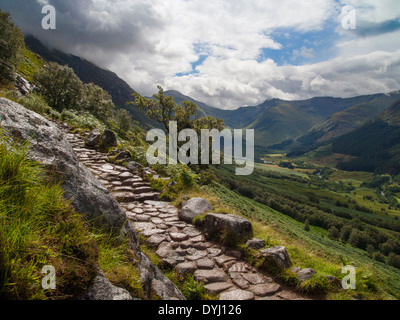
[295, 92, 400, 149]
[310, 98, 400, 175]
[167, 90, 400, 149]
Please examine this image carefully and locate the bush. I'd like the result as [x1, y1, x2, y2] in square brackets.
[0, 11, 25, 84]
[17, 93, 50, 115]
[34, 62, 83, 111]
[387, 253, 400, 269]
[115, 109, 133, 132]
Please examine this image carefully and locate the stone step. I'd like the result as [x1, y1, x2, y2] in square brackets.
[112, 192, 137, 203]
[133, 186, 152, 194]
[112, 186, 134, 193]
[136, 193, 160, 202]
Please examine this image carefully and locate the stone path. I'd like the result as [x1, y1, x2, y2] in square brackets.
[60, 124, 310, 301]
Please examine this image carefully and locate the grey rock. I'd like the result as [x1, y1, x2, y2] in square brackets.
[214, 255, 236, 267]
[219, 289, 254, 301]
[126, 161, 142, 172]
[204, 282, 233, 295]
[81, 270, 133, 300]
[232, 275, 250, 290]
[100, 129, 118, 148]
[260, 246, 292, 270]
[241, 273, 270, 285]
[196, 258, 215, 270]
[169, 232, 189, 242]
[248, 283, 281, 297]
[175, 262, 197, 274]
[178, 197, 214, 223]
[297, 268, 317, 282]
[291, 267, 301, 273]
[139, 253, 186, 300]
[114, 151, 131, 161]
[194, 269, 229, 284]
[246, 238, 266, 250]
[203, 213, 253, 242]
[85, 129, 101, 147]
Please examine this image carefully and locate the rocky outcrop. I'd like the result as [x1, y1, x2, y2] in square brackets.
[80, 270, 133, 300]
[292, 268, 317, 282]
[246, 238, 266, 250]
[100, 129, 118, 148]
[259, 246, 292, 270]
[202, 213, 253, 243]
[178, 197, 214, 223]
[85, 129, 101, 147]
[0, 98, 183, 300]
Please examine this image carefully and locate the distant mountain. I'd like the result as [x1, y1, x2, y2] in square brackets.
[310, 98, 400, 175]
[24, 36, 159, 129]
[167, 90, 400, 149]
[294, 92, 400, 149]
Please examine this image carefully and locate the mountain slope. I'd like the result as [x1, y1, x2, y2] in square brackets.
[316, 98, 400, 174]
[167, 90, 400, 149]
[24, 36, 158, 129]
[295, 92, 400, 148]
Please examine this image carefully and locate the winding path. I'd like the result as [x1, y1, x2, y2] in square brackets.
[59, 123, 310, 301]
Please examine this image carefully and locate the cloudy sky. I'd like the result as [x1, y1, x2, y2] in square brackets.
[1, 0, 400, 109]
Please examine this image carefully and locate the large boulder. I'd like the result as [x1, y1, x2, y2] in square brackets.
[259, 246, 292, 270]
[100, 129, 118, 148]
[0, 98, 184, 300]
[178, 197, 214, 223]
[246, 238, 266, 250]
[202, 213, 253, 243]
[296, 268, 317, 282]
[85, 129, 101, 147]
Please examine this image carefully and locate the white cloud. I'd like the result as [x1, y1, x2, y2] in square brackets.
[1, 0, 399, 109]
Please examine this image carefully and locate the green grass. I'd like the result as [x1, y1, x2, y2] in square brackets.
[0, 130, 98, 299]
[0, 129, 147, 300]
[255, 163, 309, 178]
[18, 48, 44, 82]
[203, 182, 400, 300]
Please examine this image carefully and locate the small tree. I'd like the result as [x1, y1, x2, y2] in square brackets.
[34, 62, 83, 111]
[304, 219, 310, 231]
[115, 108, 133, 132]
[328, 226, 340, 240]
[130, 86, 224, 133]
[81, 83, 115, 121]
[0, 10, 25, 84]
[131, 86, 175, 132]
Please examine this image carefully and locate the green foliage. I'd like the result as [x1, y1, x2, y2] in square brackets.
[115, 108, 133, 132]
[33, 62, 116, 122]
[34, 62, 83, 111]
[95, 231, 144, 299]
[0, 10, 25, 84]
[0, 130, 98, 299]
[304, 219, 310, 231]
[80, 83, 115, 122]
[17, 93, 50, 115]
[17, 49, 44, 83]
[131, 86, 224, 133]
[60, 109, 105, 131]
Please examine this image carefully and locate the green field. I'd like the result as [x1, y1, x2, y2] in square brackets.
[210, 162, 400, 299]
